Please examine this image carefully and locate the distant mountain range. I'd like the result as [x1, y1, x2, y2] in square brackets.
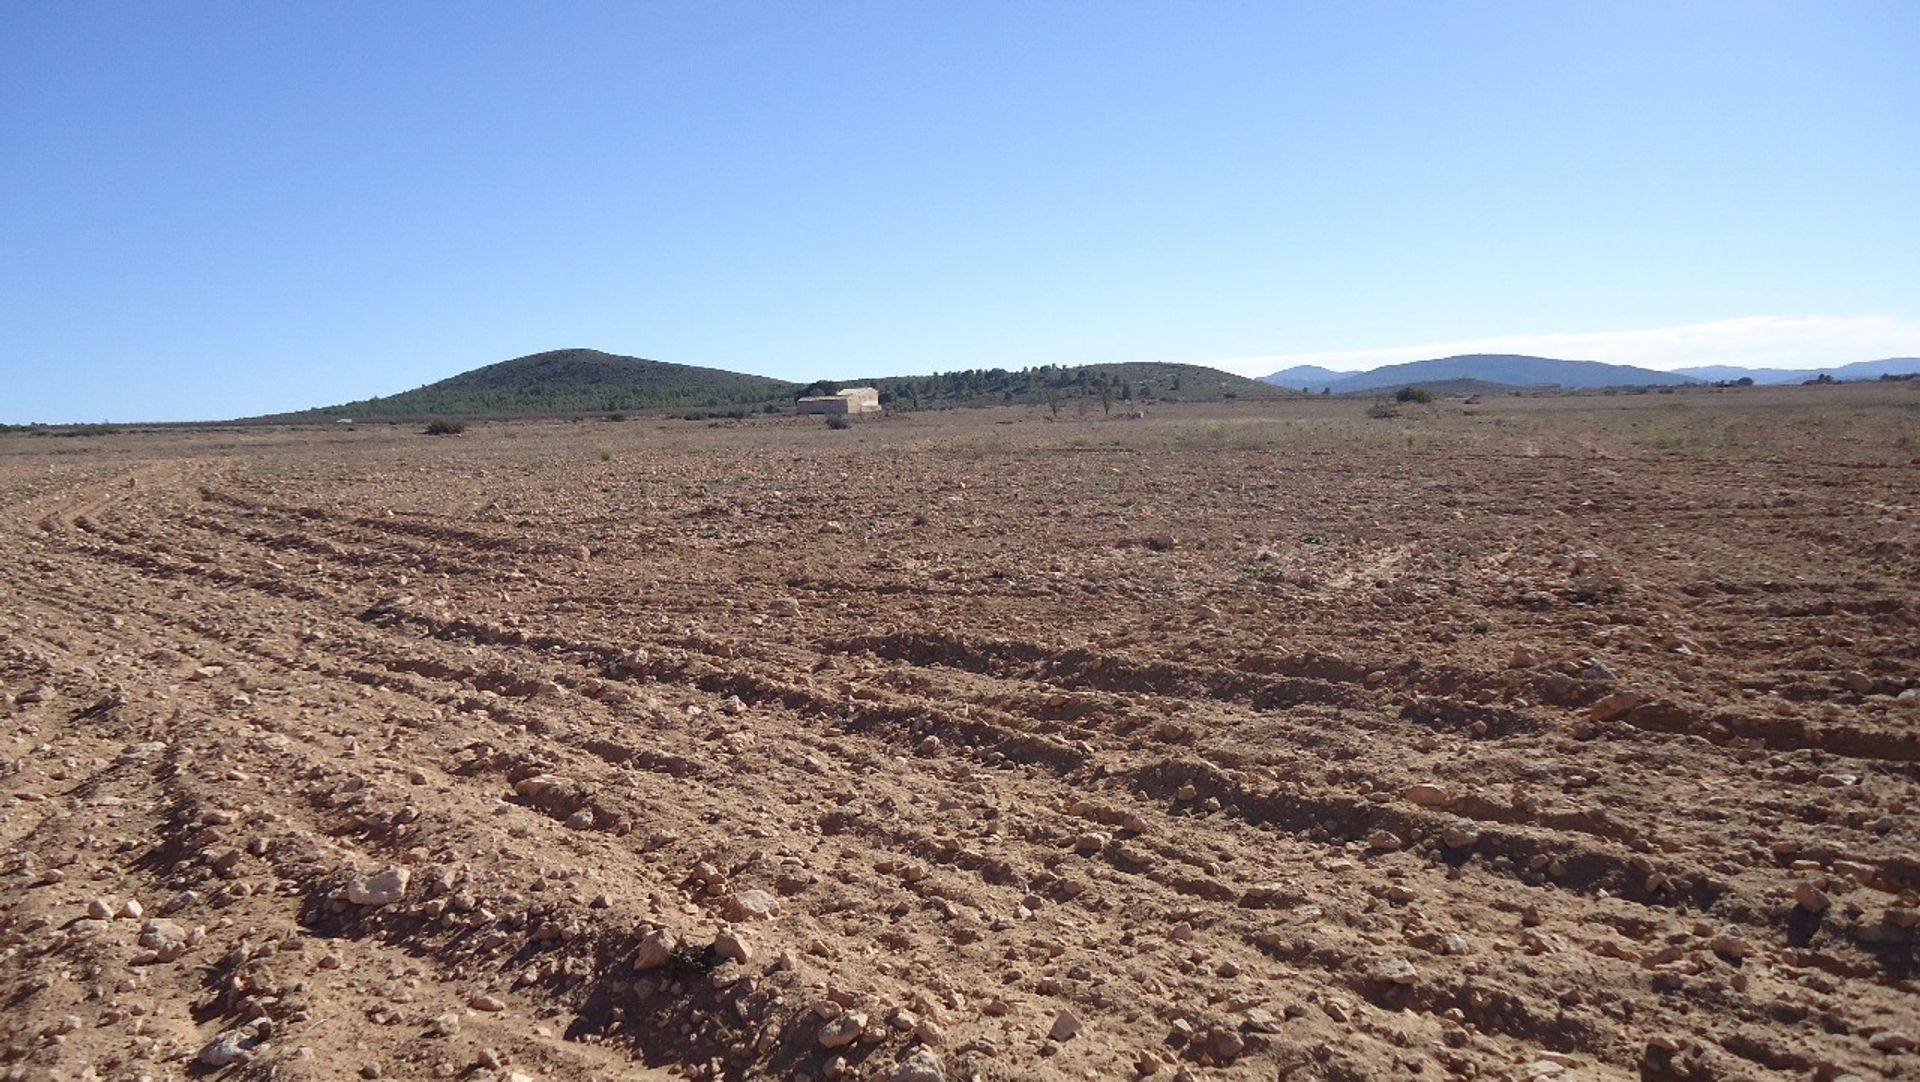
[1262, 353, 1920, 393]
[1671, 357, 1920, 385]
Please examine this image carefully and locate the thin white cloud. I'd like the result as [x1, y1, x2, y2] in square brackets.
[1201, 315, 1920, 377]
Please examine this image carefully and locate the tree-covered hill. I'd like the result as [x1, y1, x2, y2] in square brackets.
[270, 348, 800, 419]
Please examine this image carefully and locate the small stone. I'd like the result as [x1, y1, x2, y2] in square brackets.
[429, 1011, 460, 1038]
[198, 1027, 259, 1067]
[87, 897, 114, 920]
[1365, 829, 1403, 851]
[116, 898, 143, 919]
[1708, 933, 1754, 959]
[889, 1048, 946, 1082]
[1509, 646, 1547, 668]
[1793, 882, 1831, 914]
[1441, 821, 1483, 849]
[136, 918, 193, 962]
[347, 867, 410, 906]
[725, 889, 780, 921]
[713, 929, 753, 965]
[818, 1012, 865, 1049]
[468, 994, 506, 1012]
[633, 929, 675, 970]
[1368, 956, 1418, 985]
[1200, 1026, 1245, 1063]
[1841, 671, 1873, 695]
[1588, 691, 1643, 722]
[1404, 783, 1449, 807]
[1867, 1030, 1914, 1053]
[1048, 1009, 1081, 1042]
[1072, 831, 1111, 854]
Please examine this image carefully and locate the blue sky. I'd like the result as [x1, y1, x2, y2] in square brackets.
[3, 2, 1916, 422]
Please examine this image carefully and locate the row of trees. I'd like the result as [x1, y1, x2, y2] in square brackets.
[860, 365, 1171, 411]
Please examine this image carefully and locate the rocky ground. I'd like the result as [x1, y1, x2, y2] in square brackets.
[1, 384, 1916, 1082]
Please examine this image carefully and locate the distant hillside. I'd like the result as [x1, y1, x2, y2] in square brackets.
[274, 349, 800, 419]
[1263, 364, 1347, 389]
[1263, 354, 1698, 393]
[1673, 365, 1818, 385]
[860, 361, 1285, 410]
[1675, 357, 1920, 385]
[1336, 377, 1524, 398]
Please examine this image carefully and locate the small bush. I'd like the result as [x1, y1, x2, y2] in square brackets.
[1394, 386, 1433, 404]
[424, 419, 466, 436]
[595, 443, 616, 461]
[825, 415, 853, 430]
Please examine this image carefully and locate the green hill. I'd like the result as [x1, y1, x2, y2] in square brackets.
[274, 348, 800, 419]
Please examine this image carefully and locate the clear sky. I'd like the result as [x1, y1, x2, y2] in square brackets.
[3, 2, 1916, 422]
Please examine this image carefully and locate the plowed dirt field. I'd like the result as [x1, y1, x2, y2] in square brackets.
[2, 385, 1916, 1082]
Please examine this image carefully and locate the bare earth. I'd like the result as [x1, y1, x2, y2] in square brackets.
[2, 385, 1916, 1082]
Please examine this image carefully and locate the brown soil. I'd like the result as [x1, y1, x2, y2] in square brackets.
[2, 384, 1916, 1082]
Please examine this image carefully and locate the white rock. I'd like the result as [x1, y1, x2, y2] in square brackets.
[713, 929, 753, 965]
[1368, 956, 1418, 985]
[198, 1027, 259, 1067]
[633, 929, 676, 970]
[347, 867, 410, 906]
[725, 889, 780, 921]
[890, 1049, 946, 1082]
[818, 1012, 865, 1048]
[1793, 882, 1831, 914]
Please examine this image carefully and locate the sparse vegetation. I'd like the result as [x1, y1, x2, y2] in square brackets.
[1394, 386, 1434, 404]
[423, 419, 466, 436]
